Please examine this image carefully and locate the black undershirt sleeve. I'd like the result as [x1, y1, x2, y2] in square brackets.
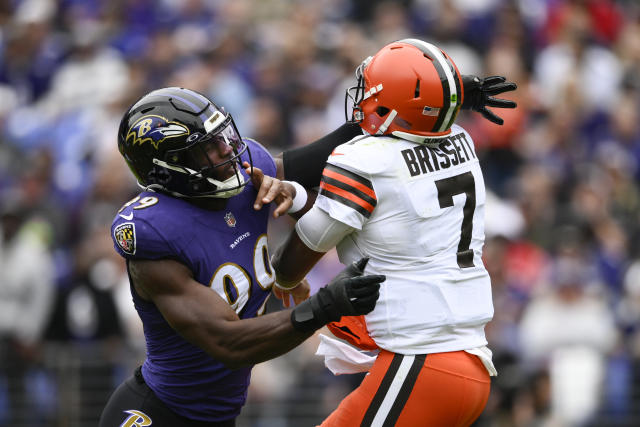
[282, 122, 363, 188]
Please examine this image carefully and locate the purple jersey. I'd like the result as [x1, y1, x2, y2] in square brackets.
[111, 139, 276, 422]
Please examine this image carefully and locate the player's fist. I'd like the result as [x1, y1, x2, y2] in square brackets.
[343, 274, 381, 315]
[290, 257, 385, 333]
[273, 278, 311, 308]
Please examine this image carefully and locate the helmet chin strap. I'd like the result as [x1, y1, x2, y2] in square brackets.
[205, 172, 246, 198]
[151, 158, 246, 198]
[375, 109, 397, 134]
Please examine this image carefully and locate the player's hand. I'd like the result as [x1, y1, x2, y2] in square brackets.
[273, 278, 311, 308]
[461, 75, 517, 125]
[290, 257, 386, 333]
[244, 162, 293, 218]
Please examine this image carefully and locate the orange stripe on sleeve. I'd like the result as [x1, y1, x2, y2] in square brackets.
[323, 169, 377, 200]
[320, 181, 376, 213]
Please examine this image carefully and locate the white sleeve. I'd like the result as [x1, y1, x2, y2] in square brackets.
[315, 161, 378, 230]
[295, 205, 356, 252]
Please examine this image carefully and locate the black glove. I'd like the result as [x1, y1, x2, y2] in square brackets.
[461, 75, 517, 125]
[291, 257, 385, 333]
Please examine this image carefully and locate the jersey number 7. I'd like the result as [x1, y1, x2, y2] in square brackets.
[435, 172, 476, 268]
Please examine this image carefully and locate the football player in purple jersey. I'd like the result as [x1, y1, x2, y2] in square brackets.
[99, 87, 385, 426]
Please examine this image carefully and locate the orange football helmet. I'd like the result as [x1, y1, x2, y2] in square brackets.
[346, 39, 464, 142]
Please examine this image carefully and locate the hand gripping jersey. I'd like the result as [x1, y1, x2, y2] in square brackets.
[315, 124, 494, 354]
[111, 139, 276, 422]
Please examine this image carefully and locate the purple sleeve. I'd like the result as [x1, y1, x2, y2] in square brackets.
[112, 217, 177, 260]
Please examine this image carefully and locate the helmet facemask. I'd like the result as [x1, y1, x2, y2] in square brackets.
[345, 55, 373, 122]
[150, 113, 252, 199]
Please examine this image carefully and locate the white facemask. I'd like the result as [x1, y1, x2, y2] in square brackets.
[151, 158, 247, 198]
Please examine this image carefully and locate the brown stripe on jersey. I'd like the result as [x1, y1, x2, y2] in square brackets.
[320, 164, 377, 217]
[321, 174, 377, 208]
[320, 182, 375, 217]
[323, 165, 375, 195]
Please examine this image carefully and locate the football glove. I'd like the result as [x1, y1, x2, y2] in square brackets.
[461, 75, 517, 125]
[291, 257, 385, 333]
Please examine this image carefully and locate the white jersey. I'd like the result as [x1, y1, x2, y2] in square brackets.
[314, 124, 494, 354]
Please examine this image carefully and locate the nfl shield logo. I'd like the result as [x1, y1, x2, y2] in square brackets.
[224, 212, 236, 227]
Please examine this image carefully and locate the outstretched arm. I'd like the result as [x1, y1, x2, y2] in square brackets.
[274, 75, 518, 188]
[129, 257, 383, 369]
[276, 122, 363, 185]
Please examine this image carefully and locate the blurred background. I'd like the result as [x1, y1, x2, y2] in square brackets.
[0, 0, 639, 425]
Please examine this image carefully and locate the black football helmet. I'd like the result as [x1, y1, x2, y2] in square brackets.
[118, 87, 252, 198]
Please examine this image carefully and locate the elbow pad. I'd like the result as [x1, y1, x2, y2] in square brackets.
[295, 206, 355, 253]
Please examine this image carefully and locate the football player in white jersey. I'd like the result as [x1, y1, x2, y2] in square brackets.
[272, 39, 514, 426]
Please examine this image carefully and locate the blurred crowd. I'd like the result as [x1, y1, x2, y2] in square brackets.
[1, 0, 640, 425]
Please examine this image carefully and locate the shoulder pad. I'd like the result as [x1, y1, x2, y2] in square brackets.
[327, 135, 395, 176]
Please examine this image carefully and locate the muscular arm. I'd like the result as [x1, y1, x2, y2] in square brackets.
[271, 228, 326, 287]
[129, 258, 313, 369]
[271, 122, 363, 218]
[274, 75, 516, 182]
[275, 122, 363, 184]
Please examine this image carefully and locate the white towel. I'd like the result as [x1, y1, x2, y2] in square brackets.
[316, 334, 379, 375]
[465, 346, 498, 376]
[316, 334, 498, 377]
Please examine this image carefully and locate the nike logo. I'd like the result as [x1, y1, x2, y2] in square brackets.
[119, 212, 133, 220]
[330, 149, 344, 156]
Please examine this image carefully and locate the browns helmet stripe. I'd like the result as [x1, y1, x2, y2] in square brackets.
[399, 39, 460, 133]
[442, 56, 462, 132]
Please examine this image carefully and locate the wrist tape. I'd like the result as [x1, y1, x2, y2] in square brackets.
[283, 180, 307, 213]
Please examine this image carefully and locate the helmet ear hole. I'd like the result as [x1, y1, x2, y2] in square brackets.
[376, 106, 390, 117]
